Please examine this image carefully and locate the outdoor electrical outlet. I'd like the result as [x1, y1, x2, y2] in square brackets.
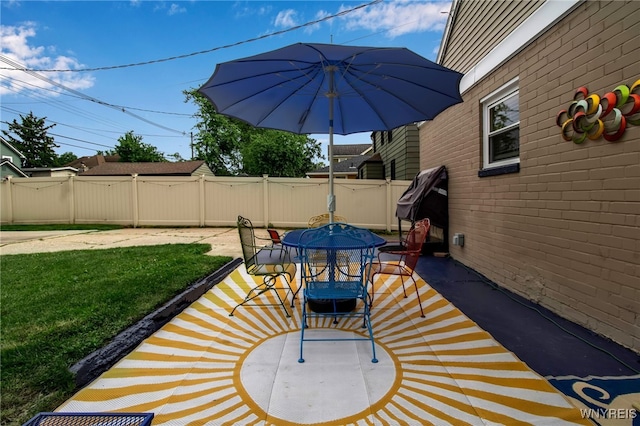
[453, 233, 465, 247]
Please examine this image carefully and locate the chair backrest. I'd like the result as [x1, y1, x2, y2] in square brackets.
[308, 213, 347, 228]
[299, 223, 376, 297]
[267, 229, 282, 244]
[403, 219, 431, 271]
[237, 215, 258, 269]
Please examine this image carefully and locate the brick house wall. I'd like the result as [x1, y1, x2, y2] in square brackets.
[420, 0, 639, 352]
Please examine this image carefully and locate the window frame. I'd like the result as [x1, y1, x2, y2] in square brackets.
[481, 77, 520, 171]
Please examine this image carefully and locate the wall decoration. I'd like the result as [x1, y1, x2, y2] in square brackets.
[556, 79, 640, 144]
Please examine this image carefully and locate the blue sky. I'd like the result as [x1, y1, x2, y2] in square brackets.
[1, 0, 451, 162]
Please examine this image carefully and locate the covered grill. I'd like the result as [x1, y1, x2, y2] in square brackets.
[395, 165, 449, 254]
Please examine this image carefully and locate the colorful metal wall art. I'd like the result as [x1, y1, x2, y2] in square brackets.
[556, 80, 640, 144]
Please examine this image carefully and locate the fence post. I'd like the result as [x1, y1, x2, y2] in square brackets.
[199, 174, 205, 227]
[68, 175, 75, 224]
[4, 176, 13, 224]
[386, 178, 392, 233]
[263, 174, 269, 228]
[131, 174, 139, 228]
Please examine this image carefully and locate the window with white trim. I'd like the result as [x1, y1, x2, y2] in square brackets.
[482, 78, 520, 170]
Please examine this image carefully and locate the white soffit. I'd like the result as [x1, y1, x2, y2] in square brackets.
[459, 0, 583, 94]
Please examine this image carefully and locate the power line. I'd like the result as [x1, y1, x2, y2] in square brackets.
[0, 0, 382, 73]
[0, 55, 187, 135]
[48, 132, 114, 149]
[3, 77, 193, 117]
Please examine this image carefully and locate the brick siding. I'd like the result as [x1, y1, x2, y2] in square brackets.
[420, 1, 640, 352]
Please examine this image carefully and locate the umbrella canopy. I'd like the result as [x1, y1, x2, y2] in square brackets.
[198, 42, 463, 221]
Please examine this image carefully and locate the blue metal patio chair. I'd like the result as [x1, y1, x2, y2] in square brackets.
[297, 223, 378, 363]
[231, 215, 297, 317]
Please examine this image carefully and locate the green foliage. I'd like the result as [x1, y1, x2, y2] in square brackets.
[0, 245, 231, 426]
[55, 151, 78, 166]
[241, 130, 321, 177]
[184, 90, 247, 175]
[101, 131, 166, 162]
[184, 89, 323, 176]
[2, 112, 58, 168]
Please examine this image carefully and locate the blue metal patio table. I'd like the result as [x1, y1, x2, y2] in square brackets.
[282, 227, 387, 251]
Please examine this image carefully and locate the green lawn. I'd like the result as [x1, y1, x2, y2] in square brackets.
[0, 244, 232, 426]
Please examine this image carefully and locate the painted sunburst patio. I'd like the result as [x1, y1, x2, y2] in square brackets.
[58, 266, 590, 425]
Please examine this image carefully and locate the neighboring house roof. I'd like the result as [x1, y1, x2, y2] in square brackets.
[0, 159, 28, 178]
[332, 144, 372, 157]
[360, 152, 383, 164]
[22, 166, 79, 178]
[0, 137, 27, 159]
[80, 161, 213, 176]
[65, 154, 121, 171]
[22, 166, 79, 173]
[307, 154, 372, 177]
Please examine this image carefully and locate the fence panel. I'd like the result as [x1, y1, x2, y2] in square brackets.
[267, 178, 328, 228]
[136, 176, 201, 226]
[333, 179, 389, 229]
[1, 175, 413, 230]
[7, 178, 71, 223]
[74, 177, 133, 224]
[204, 177, 265, 227]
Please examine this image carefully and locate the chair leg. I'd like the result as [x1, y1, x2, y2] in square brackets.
[299, 294, 308, 363]
[368, 272, 378, 309]
[410, 275, 426, 318]
[364, 304, 378, 363]
[229, 274, 291, 318]
[400, 274, 408, 298]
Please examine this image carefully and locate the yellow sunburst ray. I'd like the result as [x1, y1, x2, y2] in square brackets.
[181, 398, 252, 426]
[141, 335, 210, 352]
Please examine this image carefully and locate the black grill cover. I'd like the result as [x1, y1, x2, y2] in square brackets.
[396, 165, 448, 230]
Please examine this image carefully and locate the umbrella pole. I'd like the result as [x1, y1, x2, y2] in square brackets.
[327, 66, 336, 223]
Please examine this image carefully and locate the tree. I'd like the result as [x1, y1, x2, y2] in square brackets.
[185, 89, 248, 175]
[2, 112, 58, 168]
[185, 89, 323, 177]
[56, 152, 78, 166]
[241, 130, 321, 177]
[102, 131, 166, 162]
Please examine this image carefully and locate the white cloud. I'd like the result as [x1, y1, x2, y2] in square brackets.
[0, 24, 95, 97]
[167, 3, 186, 16]
[233, 2, 272, 18]
[340, 1, 451, 38]
[274, 9, 298, 28]
[304, 9, 330, 35]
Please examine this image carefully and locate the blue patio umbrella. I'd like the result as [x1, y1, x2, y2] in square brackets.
[198, 43, 463, 222]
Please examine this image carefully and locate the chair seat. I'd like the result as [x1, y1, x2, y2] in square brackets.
[369, 261, 411, 276]
[249, 261, 297, 277]
[305, 280, 361, 300]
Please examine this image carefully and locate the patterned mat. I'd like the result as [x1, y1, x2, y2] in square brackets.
[59, 267, 591, 425]
[548, 375, 639, 426]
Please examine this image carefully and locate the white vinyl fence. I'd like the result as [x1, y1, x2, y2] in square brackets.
[0, 175, 412, 231]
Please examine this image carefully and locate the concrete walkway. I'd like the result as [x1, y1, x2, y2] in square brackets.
[0, 227, 244, 258]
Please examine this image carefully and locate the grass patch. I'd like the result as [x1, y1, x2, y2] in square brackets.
[0, 245, 232, 426]
[0, 224, 124, 232]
